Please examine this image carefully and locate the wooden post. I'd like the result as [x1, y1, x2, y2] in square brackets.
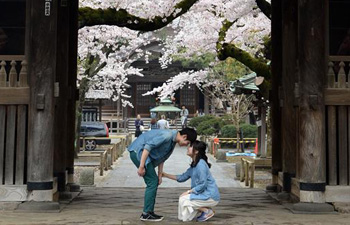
[240, 159, 245, 182]
[245, 161, 249, 187]
[268, 0, 283, 191]
[296, 0, 329, 207]
[66, 0, 79, 191]
[204, 91, 209, 115]
[117, 94, 121, 133]
[280, 0, 298, 193]
[99, 99, 102, 122]
[27, 0, 58, 202]
[53, 0, 70, 195]
[260, 107, 267, 158]
[250, 162, 255, 188]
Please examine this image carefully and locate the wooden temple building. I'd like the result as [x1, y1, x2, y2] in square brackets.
[270, 0, 350, 210]
[0, 0, 79, 209]
[0, 0, 349, 212]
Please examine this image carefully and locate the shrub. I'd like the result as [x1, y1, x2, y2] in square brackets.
[220, 125, 237, 138]
[240, 123, 258, 138]
[196, 118, 224, 136]
[188, 115, 216, 128]
[220, 124, 257, 138]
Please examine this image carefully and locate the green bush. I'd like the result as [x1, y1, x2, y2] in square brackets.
[196, 118, 224, 136]
[220, 124, 257, 138]
[240, 123, 258, 138]
[188, 115, 216, 128]
[220, 125, 237, 138]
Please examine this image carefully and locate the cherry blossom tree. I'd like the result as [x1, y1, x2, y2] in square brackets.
[77, 0, 271, 105]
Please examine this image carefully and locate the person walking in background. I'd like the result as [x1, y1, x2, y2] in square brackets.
[149, 118, 158, 130]
[135, 114, 144, 138]
[157, 115, 169, 129]
[162, 141, 220, 222]
[198, 109, 205, 117]
[180, 105, 189, 129]
[127, 128, 197, 221]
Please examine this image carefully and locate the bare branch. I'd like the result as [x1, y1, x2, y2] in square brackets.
[255, 0, 271, 20]
[79, 0, 199, 31]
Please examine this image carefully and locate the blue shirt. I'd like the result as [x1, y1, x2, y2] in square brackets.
[176, 159, 220, 201]
[128, 129, 177, 167]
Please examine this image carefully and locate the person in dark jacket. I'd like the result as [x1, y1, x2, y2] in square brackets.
[135, 114, 144, 138]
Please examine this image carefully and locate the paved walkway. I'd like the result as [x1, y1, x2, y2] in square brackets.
[97, 145, 240, 188]
[1, 187, 350, 224]
[1, 144, 350, 224]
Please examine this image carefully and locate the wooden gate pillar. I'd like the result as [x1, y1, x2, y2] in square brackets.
[26, 0, 58, 203]
[66, 0, 80, 192]
[280, 0, 298, 194]
[53, 0, 71, 200]
[267, 0, 283, 192]
[294, 0, 332, 211]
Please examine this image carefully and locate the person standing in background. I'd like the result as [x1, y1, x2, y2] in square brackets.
[149, 118, 158, 130]
[180, 105, 189, 129]
[157, 115, 169, 129]
[135, 114, 144, 138]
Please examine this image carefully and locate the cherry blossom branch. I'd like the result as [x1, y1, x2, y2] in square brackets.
[217, 20, 271, 80]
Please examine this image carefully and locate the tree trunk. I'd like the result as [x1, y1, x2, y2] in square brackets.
[74, 79, 88, 156]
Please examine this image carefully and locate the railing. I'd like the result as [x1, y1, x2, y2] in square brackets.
[240, 158, 255, 188]
[0, 55, 29, 104]
[209, 138, 257, 155]
[0, 55, 29, 187]
[325, 56, 350, 186]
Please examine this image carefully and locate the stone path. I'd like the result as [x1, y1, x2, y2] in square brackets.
[1, 187, 350, 224]
[1, 144, 350, 224]
[97, 145, 241, 188]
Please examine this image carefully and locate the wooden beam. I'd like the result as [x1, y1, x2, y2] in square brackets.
[0, 185, 28, 201]
[5, 106, 16, 185]
[291, 178, 300, 198]
[325, 186, 350, 203]
[0, 88, 30, 104]
[15, 106, 27, 185]
[325, 88, 350, 105]
[0, 106, 5, 184]
[0, 55, 25, 61]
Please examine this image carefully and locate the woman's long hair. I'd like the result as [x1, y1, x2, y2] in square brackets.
[191, 140, 211, 168]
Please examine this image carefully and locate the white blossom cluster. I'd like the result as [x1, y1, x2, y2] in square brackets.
[78, 0, 271, 107]
[142, 70, 209, 99]
[78, 25, 156, 107]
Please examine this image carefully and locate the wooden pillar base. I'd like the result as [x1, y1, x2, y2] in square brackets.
[58, 191, 73, 201]
[300, 190, 326, 203]
[277, 192, 290, 202]
[67, 183, 81, 192]
[67, 172, 74, 184]
[28, 190, 53, 202]
[16, 201, 59, 212]
[292, 202, 334, 214]
[266, 184, 278, 192]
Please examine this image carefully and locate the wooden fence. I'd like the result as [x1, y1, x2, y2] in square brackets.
[240, 158, 255, 188]
[326, 56, 350, 186]
[0, 55, 28, 187]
